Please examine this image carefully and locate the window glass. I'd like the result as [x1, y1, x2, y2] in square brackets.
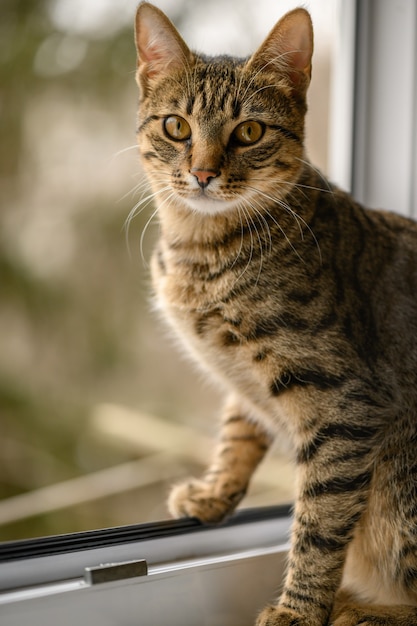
[0, 0, 336, 540]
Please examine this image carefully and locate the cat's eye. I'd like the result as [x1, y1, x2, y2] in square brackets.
[163, 116, 191, 141]
[232, 121, 264, 146]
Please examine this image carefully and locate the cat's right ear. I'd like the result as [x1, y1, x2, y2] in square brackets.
[134, 3, 192, 96]
[248, 8, 313, 101]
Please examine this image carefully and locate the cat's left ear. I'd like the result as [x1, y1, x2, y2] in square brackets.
[134, 2, 193, 96]
[248, 8, 313, 99]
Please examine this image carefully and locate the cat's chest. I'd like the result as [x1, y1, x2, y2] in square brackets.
[160, 292, 278, 418]
[156, 274, 263, 370]
[153, 253, 292, 400]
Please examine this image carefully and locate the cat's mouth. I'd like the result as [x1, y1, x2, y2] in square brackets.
[181, 192, 240, 216]
[171, 174, 244, 215]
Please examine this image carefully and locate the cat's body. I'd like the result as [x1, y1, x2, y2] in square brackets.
[134, 4, 417, 625]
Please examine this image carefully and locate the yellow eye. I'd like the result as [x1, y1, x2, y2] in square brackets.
[164, 116, 191, 141]
[233, 121, 264, 145]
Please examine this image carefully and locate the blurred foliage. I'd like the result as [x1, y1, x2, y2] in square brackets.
[0, 0, 134, 175]
[0, 0, 186, 541]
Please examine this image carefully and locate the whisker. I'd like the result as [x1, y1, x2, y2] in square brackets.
[124, 184, 170, 227]
[138, 189, 177, 265]
[250, 176, 334, 196]
[244, 203, 264, 286]
[113, 144, 140, 158]
[139, 205, 160, 265]
[228, 200, 246, 272]
[251, 203, 273, 258]
[117, 176, 151, 204]
[124, 184, 172, 260]
[294, 157, 333, 194]
[244, 201, 273, 286]
[233, 204, 255, 287]
[245, 184, 322, 264]
[282, 202, 322, 265]
[238, 192, 273, 258]
[266, 208, 305, 263]
[247, 191, 306, 264]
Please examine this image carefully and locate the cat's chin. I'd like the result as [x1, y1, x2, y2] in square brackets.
[180, 195, 239, 216]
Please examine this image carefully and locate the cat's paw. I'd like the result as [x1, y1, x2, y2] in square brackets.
[256, 605, 315, 626]
[168, 478, 245, 524]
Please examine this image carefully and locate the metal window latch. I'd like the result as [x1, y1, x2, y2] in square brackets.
[84, 559, 148, 585]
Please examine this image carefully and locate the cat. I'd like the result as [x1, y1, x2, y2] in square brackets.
[134, 3, 417, 625]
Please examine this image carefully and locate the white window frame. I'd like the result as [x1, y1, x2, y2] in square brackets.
[329, 0, 417, 218]
[0, 507, 291, 626]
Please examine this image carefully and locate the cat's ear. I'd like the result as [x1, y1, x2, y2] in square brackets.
[248, 8, 313, 98]
[134, 2, 192, 95]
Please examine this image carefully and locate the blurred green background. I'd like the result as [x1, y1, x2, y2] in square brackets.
[0, 0, 332, 541]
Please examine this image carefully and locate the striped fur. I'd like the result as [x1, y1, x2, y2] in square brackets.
[134, 4, 417, 625]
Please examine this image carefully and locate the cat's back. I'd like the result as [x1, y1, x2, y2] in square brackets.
[363, 206, 417, 298]
[315, 187, 417, 299]
[336, 199, 417, 385]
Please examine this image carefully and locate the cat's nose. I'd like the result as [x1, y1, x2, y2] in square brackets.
[190, 168, 220, 189]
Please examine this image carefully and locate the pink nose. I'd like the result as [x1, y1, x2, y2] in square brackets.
[190, 168, 219, 188]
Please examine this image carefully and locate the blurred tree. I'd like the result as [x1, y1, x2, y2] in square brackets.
[0, 0, 153, 540]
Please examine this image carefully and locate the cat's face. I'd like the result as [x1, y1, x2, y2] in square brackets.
[135, 4, 313, 218]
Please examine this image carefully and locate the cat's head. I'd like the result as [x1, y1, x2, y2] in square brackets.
[134, 3, 313, 219]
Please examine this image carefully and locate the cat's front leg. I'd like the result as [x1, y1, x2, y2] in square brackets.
[256, 490, 368, 626]
[168, 398, 272, 524]
[256, 406, 375, 626]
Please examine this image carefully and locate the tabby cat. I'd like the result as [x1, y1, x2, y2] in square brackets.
[134, 3, 417, 625]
